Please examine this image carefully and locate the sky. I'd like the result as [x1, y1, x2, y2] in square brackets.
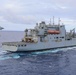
[0, 0, 76, 31]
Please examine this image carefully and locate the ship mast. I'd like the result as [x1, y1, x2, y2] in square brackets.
[50, 18, 51, 25]
[58, 18, 60, 25]
[53, 16, 54, 25]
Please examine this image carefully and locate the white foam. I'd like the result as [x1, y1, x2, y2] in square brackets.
[32, 47, 76, 55]
[13, 55, 20, 59]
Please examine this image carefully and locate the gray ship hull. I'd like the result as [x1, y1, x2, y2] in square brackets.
[2, 38, 76, 52]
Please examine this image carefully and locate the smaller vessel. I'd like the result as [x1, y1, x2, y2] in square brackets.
[2, 17, 76, 52]
[0, 26, 4, 30]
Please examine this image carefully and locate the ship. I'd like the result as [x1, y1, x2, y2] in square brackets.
[2, 18, 76, 52]
[0, 26, 4, 30]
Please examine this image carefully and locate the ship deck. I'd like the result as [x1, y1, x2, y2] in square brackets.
[2, 42, 26, 46]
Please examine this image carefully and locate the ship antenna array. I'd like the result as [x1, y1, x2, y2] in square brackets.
[58, 18, 63, 25]
[50, 17, 62, 25]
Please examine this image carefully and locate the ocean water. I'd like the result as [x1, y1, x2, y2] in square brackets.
[0, 31, 76, 75]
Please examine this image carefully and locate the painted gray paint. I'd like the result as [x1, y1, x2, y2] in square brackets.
[2, 21, 76, 52]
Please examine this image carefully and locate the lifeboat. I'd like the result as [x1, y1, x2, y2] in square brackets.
[47, 30, 60, 34]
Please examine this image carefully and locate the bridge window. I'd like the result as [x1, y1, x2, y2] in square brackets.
[60, 37, 64, 38]
[56, 37, 58, 39]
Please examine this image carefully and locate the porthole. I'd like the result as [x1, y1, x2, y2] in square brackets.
[21, 45, 23, 46]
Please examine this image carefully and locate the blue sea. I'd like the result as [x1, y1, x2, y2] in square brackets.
[0, 31, 76, 75]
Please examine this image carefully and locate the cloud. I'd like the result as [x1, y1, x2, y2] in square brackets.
[3, 12, 37, 24]
[0, 0, 75, 30]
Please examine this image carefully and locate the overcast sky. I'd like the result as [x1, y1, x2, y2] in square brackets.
[0, 0, 76, 31]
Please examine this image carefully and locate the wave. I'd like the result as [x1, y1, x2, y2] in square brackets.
[0, 46, 76, 60]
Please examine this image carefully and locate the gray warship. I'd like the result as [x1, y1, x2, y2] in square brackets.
[2, 18, 76, 52]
